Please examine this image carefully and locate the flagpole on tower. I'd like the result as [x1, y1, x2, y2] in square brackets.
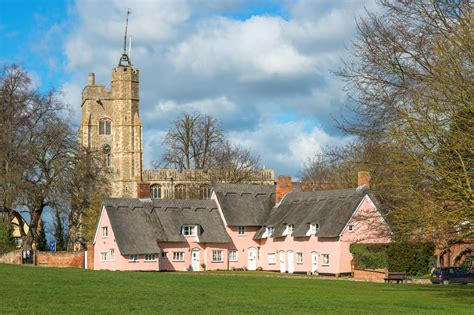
[123, 8, 131, 53]
[119, 8, 132, 66]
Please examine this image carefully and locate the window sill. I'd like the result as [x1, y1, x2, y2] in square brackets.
[268, 263, 276, 265]
[297, 262, 303, 265]
[322, 264, 329, 267]
[145, 260, 157, 263]
[172, 260, 184, 262]
[128, 261, 139, 263]
[237, 234, 246, 237]
[228, 260, 238, 262]
[211, 261, 224, 263]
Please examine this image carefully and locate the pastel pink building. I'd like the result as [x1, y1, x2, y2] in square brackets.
[93, 174, 391, 275]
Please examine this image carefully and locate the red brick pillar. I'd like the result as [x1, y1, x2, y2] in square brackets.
[86, 243, 94, 270]
[276, 176, 292, 203]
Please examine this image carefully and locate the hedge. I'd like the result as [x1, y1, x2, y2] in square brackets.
[350, 242, 436, 276]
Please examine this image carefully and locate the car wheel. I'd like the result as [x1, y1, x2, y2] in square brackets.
[442, 279, 449, 285]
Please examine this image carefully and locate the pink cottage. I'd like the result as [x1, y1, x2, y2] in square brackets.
[93, 174, 391, 275]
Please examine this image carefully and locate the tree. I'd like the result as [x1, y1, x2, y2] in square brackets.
[212, 141, 260, 183]
[0, 219, 15, 253]
[161, 113, 223, 170]
[35, 220, 48, 251]
[54, 209, 65, 251]
[334, 0, 473, 245]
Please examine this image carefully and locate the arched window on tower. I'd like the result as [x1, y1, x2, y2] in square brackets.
[99, 119, 112, 135]
[199, 185, 211, 200]
[150, 184, 161, 199]
[174, 184, 187, 199]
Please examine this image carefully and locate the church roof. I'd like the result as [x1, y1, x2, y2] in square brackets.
[212, 183, 275, 226]
[254, 187, 370, 239]
[103, 198, 230, 255]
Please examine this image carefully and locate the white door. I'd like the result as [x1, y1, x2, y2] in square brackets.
[287, 250, 295, 274]
[311, 251, 319, 273]
[191, 249, 200, 271]
[279, 250, 286, 273]
[248, 247, 257, 270]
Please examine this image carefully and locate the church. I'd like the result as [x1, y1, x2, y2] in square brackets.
[78, 49, 274, 200]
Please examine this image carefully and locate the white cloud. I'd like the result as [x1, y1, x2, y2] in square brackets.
[59, 0, 374, 176]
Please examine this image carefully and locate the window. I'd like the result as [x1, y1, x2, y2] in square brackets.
[199, 185, 211, 200]
[309, 223, 320, 234]
[297, 252, 303, 264]
[228, 250, 238, 262]
[172, 252, 184, 261]
[266, 226, 275, 237]
[267, 253, 276, 265]
[129, 255, 138, 262]
[110, 249, 115, 261]
[105, 154, 112, 167]
[161, 251, 168, 259]
[284, 224, 294, 236]
[322, 254, 330, 266]
[348, 225, 354, 232]
[150, 184, 161, 199]
[174, 184, 187, 199]
[237, 226, 245, 235]
[145, 254, 157, 262]
[100, 252, 107, 261]
[102, 227, 108, 237]
[182, 225, 197, 236]
[212, 250, 223, 262]
[99, 119, 111, 135]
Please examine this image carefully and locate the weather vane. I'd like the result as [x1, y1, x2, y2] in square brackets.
[119, 8, 132, 67]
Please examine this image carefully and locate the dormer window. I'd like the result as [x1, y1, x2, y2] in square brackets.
[308, 223, 319, 235]
[266, 226, 275, 237]
[99, 119, 111, 135]
[283, 224, 294, 236]
[182, 225, 198, 236]
[348, 225, 354, 233]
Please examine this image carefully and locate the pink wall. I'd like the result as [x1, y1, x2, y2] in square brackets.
[94, 207, 159, 271]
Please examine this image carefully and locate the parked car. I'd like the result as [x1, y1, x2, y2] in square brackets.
[430, 267, 474, 285]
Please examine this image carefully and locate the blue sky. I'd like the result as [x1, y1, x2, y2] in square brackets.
[1, 0, 375, 180]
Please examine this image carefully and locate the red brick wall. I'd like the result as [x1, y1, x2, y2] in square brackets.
[137, 182, 151, 198]
[0, 250, 21, 264]
[86, 243, 94, 270]
[35, 251, 84, 268]
[353, 268, 387, 282]
[276, 176, 292, 203]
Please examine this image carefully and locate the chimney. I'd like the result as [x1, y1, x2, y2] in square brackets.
[89, 72, 95, 85]
[276, 176, 292, 204]
[357, 171, 370, 188]
[137, 182, 151, 198]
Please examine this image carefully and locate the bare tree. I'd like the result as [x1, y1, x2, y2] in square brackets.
[212, 141, 260, 183]
[335, 0, 473, 245]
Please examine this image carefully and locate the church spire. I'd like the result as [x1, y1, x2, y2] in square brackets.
[118, 8, 132, 67]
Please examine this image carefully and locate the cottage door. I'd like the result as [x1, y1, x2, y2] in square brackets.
[248, 247, 257, 270]
[311, 251, 319, 273]
[191, 249, 200, 271]
[279, 250, 286, 273]
[287, 250, 295, 274]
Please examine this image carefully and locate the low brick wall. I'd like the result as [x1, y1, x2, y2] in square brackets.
[86, 244, 94, 270]
[0, 250, 21, 264]
[353, 268, 387, 282]
[35, 251, 85, 268]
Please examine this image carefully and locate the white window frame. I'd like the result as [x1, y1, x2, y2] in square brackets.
[228, 250, 238, 262]
[322, 254, 330, 266]
[237, 226, 245, 235]
[212, 250, 223, 262]
[283, 224, 294, 236]
[110, 248, 115, 261]
[267, 253, 276, 265]
[145, 254, 157, 262]
[150, 184, 161, 199]
[161, 251, 168, 259]
[100, 252, 107, 262]
[129, 255, 139, 263]
[172, 252, 184, 262]
[102, 226, 108, 238]
[182, 225, 197, 236]
[264, 226, 274, 238]
[297, 252, 303, 264]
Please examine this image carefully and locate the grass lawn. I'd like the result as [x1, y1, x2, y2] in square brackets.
[0, 264, 472, 314]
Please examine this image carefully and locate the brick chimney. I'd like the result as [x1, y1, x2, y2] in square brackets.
[276, 176, 292, 204]
[357, 171, 370, 188]
[137, 182, 151, 198]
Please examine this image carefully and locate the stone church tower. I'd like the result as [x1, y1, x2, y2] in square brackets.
[78, 51, 143, 198]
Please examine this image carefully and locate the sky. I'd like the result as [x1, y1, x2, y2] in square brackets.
[0, 0, 377, 180]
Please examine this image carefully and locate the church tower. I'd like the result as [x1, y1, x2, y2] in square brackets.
[78, 13, 143, 197]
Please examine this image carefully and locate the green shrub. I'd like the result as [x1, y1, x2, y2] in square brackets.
[0, 219, 15, 253]
[350, 242, 435, 276]
[387, 242, 435, 276]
